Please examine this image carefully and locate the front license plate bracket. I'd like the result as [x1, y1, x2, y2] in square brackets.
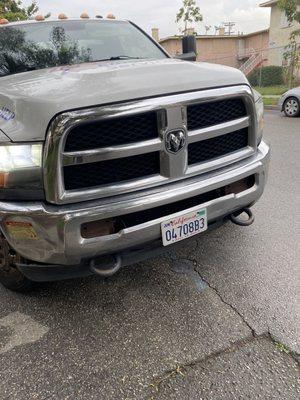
[161, 208, 207, 246]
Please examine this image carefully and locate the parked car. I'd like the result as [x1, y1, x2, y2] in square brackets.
[278, 87, 300, 117]
[0, 16, 270, 291]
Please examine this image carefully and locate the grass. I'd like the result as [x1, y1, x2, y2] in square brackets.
[150, 365, 186, 394]
[275, 342, 292, 355]
[253, 85, 287, 107]
[263, 97, 279, 106]
[254, 85, 288, 96]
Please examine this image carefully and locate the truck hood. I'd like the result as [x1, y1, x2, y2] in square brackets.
[0, 58, 249, 142]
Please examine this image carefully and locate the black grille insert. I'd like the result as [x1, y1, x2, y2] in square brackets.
[79, 175, 254, 234]
[187, 98, 247, 131]
[116, 175, 255, 229]
[64, 152, 160, 190]
[188, 128, 248, 166]
[64, 112, 158, 152]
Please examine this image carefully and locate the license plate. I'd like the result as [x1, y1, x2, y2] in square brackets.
[161, 208, 207, 246]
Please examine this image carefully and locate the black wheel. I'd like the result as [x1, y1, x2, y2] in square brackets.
[283, 97, 300, 117]
[0, 234, 34, 292]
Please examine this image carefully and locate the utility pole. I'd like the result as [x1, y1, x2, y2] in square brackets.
[222, 22, 236, 36]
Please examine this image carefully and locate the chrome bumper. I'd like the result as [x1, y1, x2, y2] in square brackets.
[0, 142, 270, 266]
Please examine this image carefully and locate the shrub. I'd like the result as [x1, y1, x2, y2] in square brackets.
[248, 66, 284, 87]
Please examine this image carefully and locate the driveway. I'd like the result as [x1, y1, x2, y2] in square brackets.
[0, 111, 299, 399]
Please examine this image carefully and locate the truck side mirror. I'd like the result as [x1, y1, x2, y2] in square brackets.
[174, 35, 197, 62]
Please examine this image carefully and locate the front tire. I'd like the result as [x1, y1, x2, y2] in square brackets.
[0, 234, 34, 292]
[283, 97, 300, 117]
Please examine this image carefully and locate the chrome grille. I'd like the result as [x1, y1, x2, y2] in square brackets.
[44, 85, 257, 204]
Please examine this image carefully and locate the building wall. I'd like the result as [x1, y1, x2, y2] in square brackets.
[244, 30, 269, 53]
[243, 30, 270, 69]
[161, 39, 182, 57]
[267, 4, 300, 67]
[196, 37, 239, 68]
[160, 31, 269, 69]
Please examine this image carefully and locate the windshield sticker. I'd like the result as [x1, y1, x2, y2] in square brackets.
[0, 107, 15, 121]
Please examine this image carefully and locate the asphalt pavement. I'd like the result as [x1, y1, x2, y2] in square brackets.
[0, 110, 299, 399]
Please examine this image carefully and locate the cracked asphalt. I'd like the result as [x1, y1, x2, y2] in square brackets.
[0, 111, 299, 399]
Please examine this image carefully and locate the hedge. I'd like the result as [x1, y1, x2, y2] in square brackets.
[248, 66, 284, 87]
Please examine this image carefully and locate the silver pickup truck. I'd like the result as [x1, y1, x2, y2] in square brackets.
[0, 17, 270, 291]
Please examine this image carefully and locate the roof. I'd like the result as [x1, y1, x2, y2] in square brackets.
[0, 18, 125, 28]
[159, 29, 269, 44]
[260, 0, 278, 7]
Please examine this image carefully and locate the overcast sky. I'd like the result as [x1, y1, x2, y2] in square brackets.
[24, 0, 271, 38]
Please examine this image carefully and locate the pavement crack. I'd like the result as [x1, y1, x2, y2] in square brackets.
[171, 255, 257, 337]
[149, 334, 267, 396]
[267, 331, 300, 365]
[170, 255, 300, 368]
[193, 265, 257, 337]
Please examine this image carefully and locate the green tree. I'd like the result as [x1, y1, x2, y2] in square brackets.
[0, 0, 49, 22]
[176, 0, 203, 34]
[278, 0, 300, 39]
[278, 0, 300, 87]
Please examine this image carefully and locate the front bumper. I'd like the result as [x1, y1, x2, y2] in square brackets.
[0, 141, 270, 268]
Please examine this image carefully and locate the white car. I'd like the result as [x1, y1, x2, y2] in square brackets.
[279, 87, 300, 117]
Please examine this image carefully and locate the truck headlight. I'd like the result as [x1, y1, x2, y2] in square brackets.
[253, 89, 264, 145]
[0, 143, 44, 200]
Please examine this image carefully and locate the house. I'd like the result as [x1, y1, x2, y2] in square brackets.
[156, 29, 269, 75]
[155, 1, 299, 77]
[260, 0, 300, 67]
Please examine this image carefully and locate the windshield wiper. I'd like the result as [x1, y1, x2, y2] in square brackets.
[94, 56, 145, 62]
[26, 66, 39, 71]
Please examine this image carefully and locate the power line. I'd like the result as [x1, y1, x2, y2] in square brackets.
[199, 44, 299, 62]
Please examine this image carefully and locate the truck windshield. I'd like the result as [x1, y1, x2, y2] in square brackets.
[0, 20, 167, 77]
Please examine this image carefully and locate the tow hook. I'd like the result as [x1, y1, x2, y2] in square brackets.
[90, 255, 122, 277]
[230, 207, 254, 227]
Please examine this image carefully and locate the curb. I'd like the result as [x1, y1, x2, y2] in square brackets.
[265, 105, 280, 111]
